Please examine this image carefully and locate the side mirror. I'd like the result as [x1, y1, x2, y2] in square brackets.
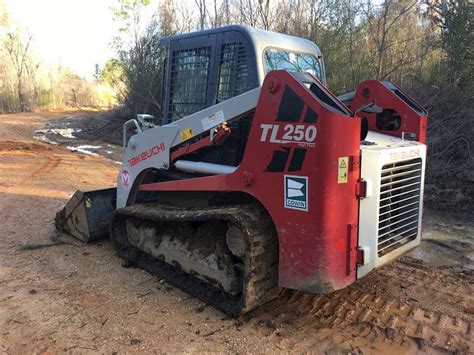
[136, 114, 155, 130]
[362, 103, 383, 114]
[353, 101, 383, 116]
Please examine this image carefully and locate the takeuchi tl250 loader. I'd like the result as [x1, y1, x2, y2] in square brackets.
[56, 26, 428, 315]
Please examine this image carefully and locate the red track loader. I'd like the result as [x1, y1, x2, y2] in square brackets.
[56, 25, 428, 315]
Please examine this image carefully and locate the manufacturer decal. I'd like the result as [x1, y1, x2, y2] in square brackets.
[338, 157, 348, 184]
[120, 168, 131, 187]
[202, 110, 225, 131]
[260, 123, 317, 147]
[390, 149, 420, 162]
[284, 175, 308, 211]
[180, 127, 193, 141]
[128, 142, 165, 167]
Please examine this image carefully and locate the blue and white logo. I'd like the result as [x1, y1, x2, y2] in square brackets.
[284, 175, 308, 211]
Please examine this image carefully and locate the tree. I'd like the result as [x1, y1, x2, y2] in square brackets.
[3, 31, 33, 111]
[0, 1, 106, 112]
[428, 0, 473, 90]
[100, 58, 123, 87]
[112, 0, 151, 51]
[195, 0, 207, 29]
[158, 0, 177, 36]
[114, 12, 164, 118]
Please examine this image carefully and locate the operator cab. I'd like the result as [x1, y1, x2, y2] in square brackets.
[160, 25, 326, 124]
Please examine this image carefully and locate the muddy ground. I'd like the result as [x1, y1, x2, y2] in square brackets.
[0, 110, 473, 354]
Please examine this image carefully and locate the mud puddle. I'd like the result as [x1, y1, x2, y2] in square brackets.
[33, 114, 124, 163]
[410, 209, 474, 269]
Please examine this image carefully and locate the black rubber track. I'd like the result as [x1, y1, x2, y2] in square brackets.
[109, 203, 279, 316]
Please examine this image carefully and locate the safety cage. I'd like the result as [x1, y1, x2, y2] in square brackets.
[161, 29, 258, 123]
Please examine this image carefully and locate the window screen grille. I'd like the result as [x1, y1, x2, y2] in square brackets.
[168, 46, 211, 122]
[216, 43, 248, 102]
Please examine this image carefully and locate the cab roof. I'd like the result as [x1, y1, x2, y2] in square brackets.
[160, 25, 323, 58]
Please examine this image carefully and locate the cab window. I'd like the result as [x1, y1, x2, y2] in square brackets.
[264, 48, 322, 80]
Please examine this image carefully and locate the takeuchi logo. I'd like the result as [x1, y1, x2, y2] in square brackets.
[128, 142, 165, 166]
[390, 149, 420, 162]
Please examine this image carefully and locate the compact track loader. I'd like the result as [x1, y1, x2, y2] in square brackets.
[56, 25, 428, 315]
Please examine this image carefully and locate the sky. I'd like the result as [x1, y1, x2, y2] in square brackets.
[3, 0, 120, 80]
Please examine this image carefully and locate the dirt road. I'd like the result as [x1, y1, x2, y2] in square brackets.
[0, 111, 473, 354]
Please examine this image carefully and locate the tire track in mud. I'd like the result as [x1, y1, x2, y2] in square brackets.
[0, 141, 46, 152]
[31, 153, 61, 177]
[248, 258, 473, 353]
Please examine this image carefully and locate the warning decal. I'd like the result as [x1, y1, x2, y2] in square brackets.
[338, 157, 348, 184]
[180, 127, 193, 141]
[202, 110, 225, 131]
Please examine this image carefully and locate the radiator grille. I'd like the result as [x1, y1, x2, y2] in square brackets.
[378, 158, 422, 256]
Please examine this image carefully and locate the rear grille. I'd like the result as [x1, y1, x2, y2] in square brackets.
[378, 158, 422, 256]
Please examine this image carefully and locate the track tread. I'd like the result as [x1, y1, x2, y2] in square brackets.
[110, 203, 279, 316]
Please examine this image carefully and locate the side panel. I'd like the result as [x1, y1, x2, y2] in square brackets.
[240, 72, 361, 292]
